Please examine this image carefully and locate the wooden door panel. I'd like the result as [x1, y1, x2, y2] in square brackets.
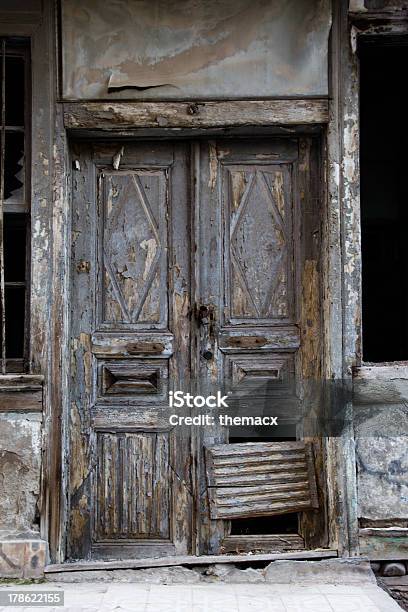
[218, 327, 300, 351]
[223, 163, 294, 323]
[225, 353, 296, 398]
[95, 431, 170, 541]
[97, 359, 168, 402]
[205, 441, 319, 519]
[196, 138, 324, 553]
[91, 331, 174, 357]
[100, 169, 168, 327]
[68, 142, 192, 561]
[220, 140, 297, 329]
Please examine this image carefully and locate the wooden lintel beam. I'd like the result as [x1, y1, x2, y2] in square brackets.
[63, 99, 329, 131]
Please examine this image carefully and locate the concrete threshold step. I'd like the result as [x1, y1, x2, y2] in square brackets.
[43, 555, 380, 588]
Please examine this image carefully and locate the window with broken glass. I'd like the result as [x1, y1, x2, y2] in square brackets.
[0, 38, 30, 373]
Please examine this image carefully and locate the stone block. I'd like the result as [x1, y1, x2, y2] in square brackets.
[46, 566, 201, 584]
[0, 413, 42, 532]
[112, 567, 201, 584]
[220, 567, 264, 583]
[354, 405, 408, 521]
[264, 558, 376, 584]
[0, 541, 25, 578]
[0, 540, 46, 578]
[46, 570, 114, 583]
[382, 562, 406, 577]
[201, 564, 264, 583]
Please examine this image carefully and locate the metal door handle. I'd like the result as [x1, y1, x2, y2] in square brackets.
[195, 304, 214, 326]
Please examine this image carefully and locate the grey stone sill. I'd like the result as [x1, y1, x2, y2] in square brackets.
[353, 365, 408, 407]
[354, 364, 408, 381]
[0, 529, 42, 541]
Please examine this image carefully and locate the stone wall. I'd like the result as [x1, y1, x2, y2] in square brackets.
[0, 410, 46, 578]
[355, 406, 408, 522]
[0, 413, 42, 535]
[354, 367, 408, 562]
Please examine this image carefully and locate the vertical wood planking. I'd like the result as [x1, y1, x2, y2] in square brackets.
[324, 0, 360, 557]
[196, 140, 227, 554]
[169, 143, 193, 555]
[191, 141, 203, 555]
[297, 137, 328, 549]
[47, 102, 71, 563]
[95, 432, 170, 540]
[68, 142, 95, 560]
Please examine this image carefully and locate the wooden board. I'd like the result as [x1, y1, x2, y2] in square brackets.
[0, 375, 43, 412]
[64, 100, 329, 131]
[205, 441, 319, 519]
[222, 534, 305, 553]
[45, 548, 337, 573]
[359, 528, 408, 560]
[0, 389, 42, 412]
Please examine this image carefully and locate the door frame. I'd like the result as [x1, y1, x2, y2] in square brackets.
[46, 108, 354, 564]
[65, 134, 327, 560]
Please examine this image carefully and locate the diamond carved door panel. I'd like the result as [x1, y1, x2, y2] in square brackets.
[227, 165, 292, 321]
[101, 170, 167, 326]
[195, 139, 325, 554]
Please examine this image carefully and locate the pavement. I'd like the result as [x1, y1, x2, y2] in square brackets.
[0, 581, 404, 612]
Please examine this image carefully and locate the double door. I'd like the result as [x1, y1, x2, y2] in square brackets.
[68, 138, 325, 560]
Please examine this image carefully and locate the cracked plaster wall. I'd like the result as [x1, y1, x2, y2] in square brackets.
[354, 394, 408, 521]
[0, 413, 42, 536]
[61, 0, 331, 100]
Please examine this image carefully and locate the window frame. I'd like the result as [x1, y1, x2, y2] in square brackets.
[358, 33, 408, 367]
[0, 37, 31, 373]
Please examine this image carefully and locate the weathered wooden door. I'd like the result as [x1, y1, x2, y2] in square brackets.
[194, 139, 325, 554]
[67, 138, 325, 561]
[68, 142, 192, 560]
